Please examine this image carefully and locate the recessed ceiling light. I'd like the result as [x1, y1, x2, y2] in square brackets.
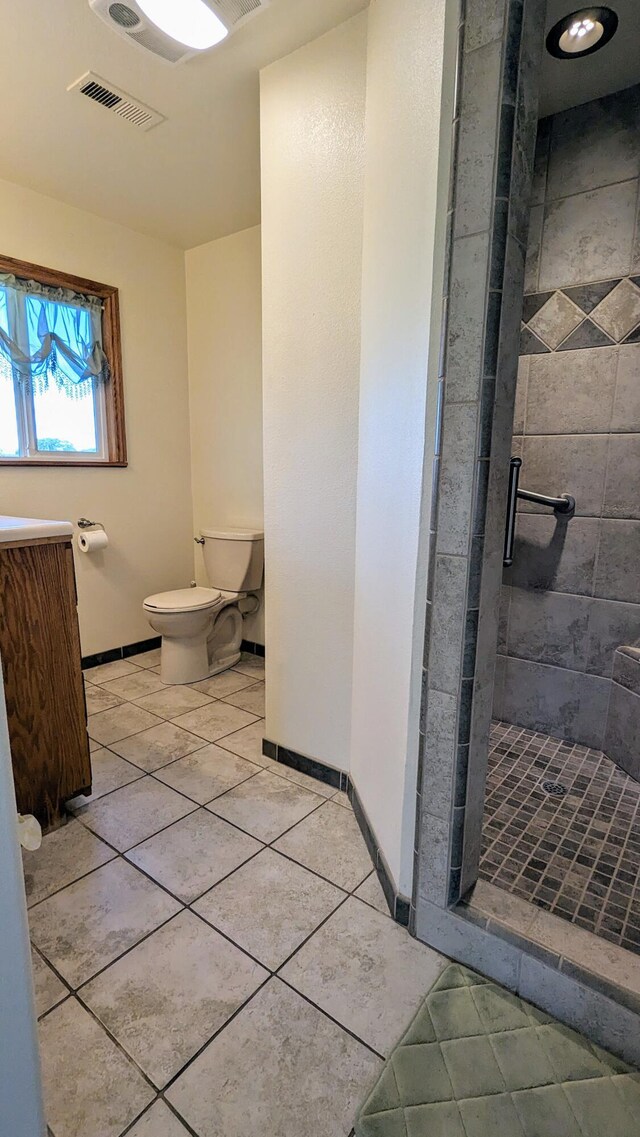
[546, 6, 618, 59]
[136, 0, 228, 50]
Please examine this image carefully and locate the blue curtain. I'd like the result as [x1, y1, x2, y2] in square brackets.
[0, 274, 110, 397]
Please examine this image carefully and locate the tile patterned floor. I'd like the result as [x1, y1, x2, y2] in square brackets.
[481, 721, 640, 955]
[26, 650, 449, 1137]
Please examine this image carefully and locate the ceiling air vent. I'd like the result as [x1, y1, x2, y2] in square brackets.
[88, 0, 270, 65]
[67, 72, 166, 132]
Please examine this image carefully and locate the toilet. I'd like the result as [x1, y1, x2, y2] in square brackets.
[143, 527, 264, 685]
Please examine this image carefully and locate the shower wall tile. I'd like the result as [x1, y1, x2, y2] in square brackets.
[603, 434, 640, 519]
[429, 556, 469, 695]
[530, 117, 550, 206]
[501, 656, 610, 748]
[603, 682, 640, 782]
[591, 278, 640, 343]
[586, 599, 640, 676]
[464, 0, 507, 53]
[506, 514, 599, 596]
[512, 356, 528, 433]
[436, 403, 479, 556]
[612, 343, 640, 431]
[595, 520, 640, 603]
[538, 180, 638, 291]
[613, 646, 640, 693]
[520, 434, 608, 516]
[506, 588, 591, 672]
[524, 348, 617, 435]
[523, 203, 543, 292]
[454, 39, 503, 239]
[546, 87, 640, 201]
[446, 232, 491, 401]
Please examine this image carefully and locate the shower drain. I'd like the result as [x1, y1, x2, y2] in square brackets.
[541, 780, 567, 797]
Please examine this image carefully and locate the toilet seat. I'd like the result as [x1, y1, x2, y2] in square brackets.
[143, 586, 222, 615]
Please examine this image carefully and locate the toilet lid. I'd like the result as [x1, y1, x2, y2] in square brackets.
[144, 587, 222, 613]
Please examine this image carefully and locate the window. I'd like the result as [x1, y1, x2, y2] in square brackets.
[0, 255, 126, 465]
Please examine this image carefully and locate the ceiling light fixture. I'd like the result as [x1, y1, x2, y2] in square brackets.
[136, 0, 228, 50]
[546, 6, 618, 59]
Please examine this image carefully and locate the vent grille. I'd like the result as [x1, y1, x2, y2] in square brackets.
[68, 72, 166, 132]
[108, 2, 140, 27]
[128, 26, 187, 62]
[211, 0, 263, 27]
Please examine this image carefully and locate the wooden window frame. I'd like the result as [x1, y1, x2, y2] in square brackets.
[0, 253, 127, 467]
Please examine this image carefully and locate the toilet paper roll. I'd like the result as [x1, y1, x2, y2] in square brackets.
[78, 529, 109, 554]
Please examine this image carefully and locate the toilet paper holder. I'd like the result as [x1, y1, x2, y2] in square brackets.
[77, 517, 104, 530]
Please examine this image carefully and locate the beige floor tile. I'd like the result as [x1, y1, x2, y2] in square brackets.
[126, 809, 262, 903]
[134, 686, 214, 720]
[109, 721, 207, 773]
[74, 776, 196, 852]
[232, 652, 266, 680]
[354, 872, 391, 917]
[31, 948, 67, 1018]
[89, 736, 101, 752]
[154, 744, 261, 804]
[88, 703, 164, 745]
[332, 790, 353, 810]
[208, 769, 323, 843]
[191, 671, 255, 699]
[130, 648, 162, 668]
[98, 670, 169, 701]
[29, 858, 181, 987]
[82, 910, 267, 1088]
[167, 978, 380, 1137]
[39, 998, 154, 1137]
[173, 701, 259, 743]
[68, 747, 143, 807]
[22, 819, 116, 907]
[261, 756, 338, 799]
[83, 659, 142, 683]
[127, 1101, 192, 1137]
[222, 682, 265, 717]
[280, 897, 447, 1054]
[194, 847, 345, 969]
[217, 718, 267, 764]
[273, 799, 373, 890]
[85, 687, 124, 715]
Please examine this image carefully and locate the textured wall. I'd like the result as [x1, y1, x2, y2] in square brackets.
[186, 225, 264, 645]
[0, 177, 194, 656]
[496, 85, 640, 751]
[349, 0, 456, 895]
[260, 14, 367, 771]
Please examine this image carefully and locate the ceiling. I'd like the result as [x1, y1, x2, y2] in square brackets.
[0, 0, 367, 249]
[3, 1, 638, 249]
[540, 0, 640, 116]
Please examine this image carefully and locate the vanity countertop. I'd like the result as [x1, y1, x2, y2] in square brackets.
[0, 515, 74, 545]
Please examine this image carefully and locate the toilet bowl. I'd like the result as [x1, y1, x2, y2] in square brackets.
[143, 527, 264, 685]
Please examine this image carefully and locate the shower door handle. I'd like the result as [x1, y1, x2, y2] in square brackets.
[503, 457, 522, 567]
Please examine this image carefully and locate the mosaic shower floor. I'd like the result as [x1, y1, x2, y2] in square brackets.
[480, 721, 640, 956]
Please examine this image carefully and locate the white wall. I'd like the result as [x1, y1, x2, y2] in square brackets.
[185, 226, 264, 644]
[0, 177, 194, 657]
[350, 0, 459, 894]
[260, 14, 367, 769]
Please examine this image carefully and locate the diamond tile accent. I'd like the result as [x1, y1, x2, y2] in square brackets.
[520, 327, 550, 355]
[591, 278, 640, 342]
[563, 280, 620, 315]
[527, 291, 583, 349]
[556, 318, 615, 351]
[354, 963, 638, 1137]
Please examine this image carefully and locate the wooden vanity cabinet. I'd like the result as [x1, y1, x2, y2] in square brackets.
[0, 534, 91, 828]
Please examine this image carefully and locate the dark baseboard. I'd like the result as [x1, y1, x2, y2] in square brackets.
[82, 636, 161, 670]
[262, 737, 347, 791]
[241, 639, 266, 657]
[262, 735, 410, 927]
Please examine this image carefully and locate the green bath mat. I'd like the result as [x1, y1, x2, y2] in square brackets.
[354, 963, 640, 1137]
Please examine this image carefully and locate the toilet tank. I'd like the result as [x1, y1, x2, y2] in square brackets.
[200, 527, 264, 593]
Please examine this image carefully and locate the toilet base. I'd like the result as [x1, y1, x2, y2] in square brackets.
[206, 649, 242, 677]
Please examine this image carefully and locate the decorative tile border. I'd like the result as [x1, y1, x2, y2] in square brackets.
[262, 737, 411, 926]
[81, 636, 161, 670]
[520, 275, 640, 354]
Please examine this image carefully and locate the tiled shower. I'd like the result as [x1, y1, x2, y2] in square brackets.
[482, 83, 640, 954]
